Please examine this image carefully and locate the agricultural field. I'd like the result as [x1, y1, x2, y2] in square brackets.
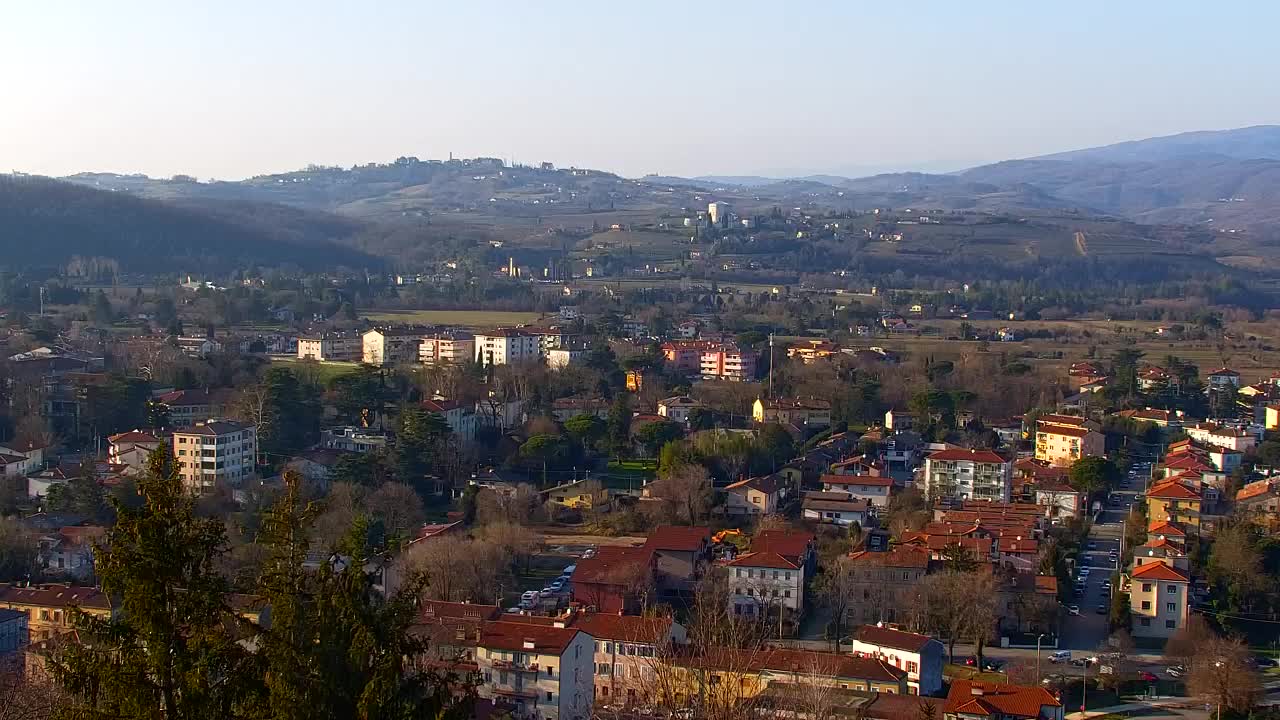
[361, 309, 546, 327]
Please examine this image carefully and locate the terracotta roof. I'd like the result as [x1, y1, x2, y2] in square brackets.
[479, 620, 580, 655]
[422, 398, 467, 413]
[862, 694, 944, 720]
[1237, 480, 1277, 502]
[752, 530, 814, 563]
[1035, 481, 1078, 494]
[157, 388, 217, 406]
[1037, 424, 1091, 438]
[1038, 414, 1086, 426]
[848, 545, 931, 569]
[803, 495, 872, 513]
[725, 551, 799, 571]
[1147, 521, 1186, 536]
[945, 680, 1061, 719]
[1164, 454, 1212, 470]
[573, 545, 652, 587]
[174, 420, 251, 436]
[107, 430, 161, 444]
[1208, 368, 1240, 377]
[1147, 481, 1202, 500]
[927, 449, 1007, 464]
[418, 600, 502, 623]
[1035, 575, 1058, 595]
[1000, 538, 1040, 555]
[727, 475, 780, 495]
[576, 614, 672, 644]
[854, 625, 938, 653]
[821, 474, 894, 487]
[672, 648, 906, 683]
[644, 526, 710, 553]
[0, 583, 110, 610]
[1130, 562, 1190, 582]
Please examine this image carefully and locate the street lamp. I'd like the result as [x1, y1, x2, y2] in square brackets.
[1036, 633, 1048, 684]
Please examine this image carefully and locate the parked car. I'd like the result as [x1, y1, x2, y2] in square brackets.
[1087, 541, 1098, 550]
[1101, 580, 1112, 591]
[1095, 604, 1108, 614]
[1049, 650, 1072, 663]
[1138, 671, 1159, 682]
[1167, 665, 1186, 678]
[562, 564, 577, 576]
[983, 659, 1005, 671]
[1079, 567, 1091, 577]
[1070, 658, 1089, 667]
[1254, 656, 1278, 668]
[1068, 605, 1080, 616]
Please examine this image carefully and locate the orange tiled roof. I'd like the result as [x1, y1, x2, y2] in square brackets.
[1130, 562, 1190, 582]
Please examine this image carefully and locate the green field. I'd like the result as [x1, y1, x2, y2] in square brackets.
[361, 309, 546, 327]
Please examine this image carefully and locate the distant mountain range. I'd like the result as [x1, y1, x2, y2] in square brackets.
[6, 125, 1280, 276]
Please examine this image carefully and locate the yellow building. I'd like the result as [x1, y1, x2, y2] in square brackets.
[752, 397, 832, 428]
[1034, 415, 1104, 467]
[1146, 480, 1203, 529]
[787, 340, 839, 364]
[0, 583, 112, 643]
[1126, 561, 1190, 639]
[543, 479, 609, 511]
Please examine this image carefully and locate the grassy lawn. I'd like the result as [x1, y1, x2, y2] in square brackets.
[607, 459, 657, 479]
[361, 309, 545, 327]
[944, 663, 1008, 683]
[270, 357, 363, 383]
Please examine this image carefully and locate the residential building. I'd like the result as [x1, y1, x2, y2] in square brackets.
[474, 621, 594, 720]
[802, 493, 873, 526]
[643, 526, 712, 602]
[321, 426, 390, 453]
[943, 680, 1063, 720]
[107, 430, 163, 471]
[418, 333, 475, 365]
[297, 333, 361, 361]
[1184, 423, 1257, 453]
[1127, 561, 1190, 639]
[362, 327, 425, 366]
[544, 479, 609, 511]
[551, 396, 609, 422]
[0, 609, 27, 656]
[668, 648, 908, 703]
[723, 475, 784, 517]
[656, 396, 704, 425]
[580, 614, 685, 704]
[0, 583, 112, 642]
[1033, 415, 1104, 467]
[285, 448, 348, 487]
[1206, 368, 1241, 391]
[727, 550, 805, 614]
[1145, 480, 1203, 529]
[1034, 482, 1085, 519]
[884, 409, 915, 431]
[1236, 478, 1280, 518]
[172, 420, 258, 494]
[36, 525, 105, 580]
[422, 397, 478, 445]
[923, 449, 1013, 503]
[707, 201, 730, 225]
[820, 474, 894, 507]
[1114, 408, 1180, 428]
[787, 339, 839, 364]
[1267, 404, 1280, 431]
[851, 625, 945, 696]
[475, 329, 542, 366]
[660, 341, 757, 381]
[845, 545, 932, 625]
[572, 545, 656, 614]
[752, 397, 832, 428]
[155, 388, 231, 428]
[547, 348, 585, 369]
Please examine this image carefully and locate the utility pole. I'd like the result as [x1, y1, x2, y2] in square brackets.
[768, 333, 774, 399]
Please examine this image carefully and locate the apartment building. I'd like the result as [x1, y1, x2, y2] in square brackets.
[851, 626, 945, 696]
[726, 550, 806, 614]
[155, 388, 231, 428]
[1127, 561, 1190, 639]
[845, 545, 932, 625]
[0, 583, 112, 643]
[923, 449, 1013, 503]
[475, 621, 595, 720]
[172, 420, 257, 494]
[752, 397, 832, 428]
[1184, 422, 1258, 453]
[1034, 414, 1104, 467]
[297, 333, 361, 361]
[418, 333, 475, 365]
[579, 614, 686, 704]
[362, 327, 425, 366]
[107, 430, 163, 471]
[660, 341, 758, 381]
[820, 474, 894, 507]
[475, 329, 542, 366]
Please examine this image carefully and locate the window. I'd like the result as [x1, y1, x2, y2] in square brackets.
[546, 691, 553, 702]
[605, 642, 613, 653]
[907, 661, 918, 673]
[736, 569, 743, 578]
[547, 666, 555, 678]
[1166, 585, 1178, 594]
[1166, 602, 1177, 613]
[785, 572, 792, 581]
[1142, 583, 1152, 592]
[784, 590, 792, 598]
[1141, 601, 1151, 610]
[597, 663, 611, 676]
[1166, 620, 1177, 629]
[1140, 618, 1151, 627]
[772, 570, 779, 580]
[902, 571, 909, 580]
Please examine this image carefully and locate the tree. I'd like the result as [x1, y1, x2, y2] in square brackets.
[1187, 635, 1261, 714]
[646, 464, 712, 526]
[519, 434, 570, 485]
[1164, 615, 1216, 667]
[43, 474, 109, 523]
[606, 394, 633, 459]
[394, 409, 453, 489]
[814, 556, 857, 646]
[1207, 522, 1271, 613]
[635, 420, 682, 457]
[0, 517, 36, 582]
[563, 413, 605, 452]
[365, 483, 425, 538]
[239, 367, 320, 459]
[50, 444, 262, 719]
[1068, 456, 1118, 497]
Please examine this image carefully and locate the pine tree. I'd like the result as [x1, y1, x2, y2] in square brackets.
[51, 444, 263, 720]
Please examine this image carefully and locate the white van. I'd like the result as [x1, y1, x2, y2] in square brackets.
[1049, 650, 1072, 663]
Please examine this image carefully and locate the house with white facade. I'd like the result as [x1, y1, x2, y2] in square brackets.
[850, 625, 945, 696]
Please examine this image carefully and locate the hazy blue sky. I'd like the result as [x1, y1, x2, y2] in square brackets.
[3, 1, 1278, 180]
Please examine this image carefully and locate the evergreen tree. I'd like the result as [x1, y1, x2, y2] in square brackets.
[51, 444, 262, 720]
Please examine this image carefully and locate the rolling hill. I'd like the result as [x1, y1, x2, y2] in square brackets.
[0, 175, 383, 272]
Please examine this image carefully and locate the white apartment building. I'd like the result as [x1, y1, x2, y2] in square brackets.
[362, 328, 423, 366]
[819, 474, 894, 507]
[172, 420, 257, 494]
[922, 449, 1012, 502]
[1184, 423, 1258, 453]
[726, 551, 805, 614]
[476, 621, 594, 720]
[475, 330, 542, 366]
[321, 426, 389, 453]
[297, 333, 361, 362]
[419, 334, 475, 365]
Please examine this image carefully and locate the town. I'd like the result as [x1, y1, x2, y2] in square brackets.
[0, 256, 1274, 720]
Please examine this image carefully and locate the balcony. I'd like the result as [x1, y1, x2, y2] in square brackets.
[490, 659, 539, 673]
[489, 684, 539, 699]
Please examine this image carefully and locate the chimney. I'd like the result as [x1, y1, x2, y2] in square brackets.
[522, 639, 536, 650]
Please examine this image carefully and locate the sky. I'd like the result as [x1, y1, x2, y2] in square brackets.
[3, 1, 1279, 181]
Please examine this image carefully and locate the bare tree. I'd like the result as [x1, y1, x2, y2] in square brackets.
[365, 482, 425, 537]
[1187, 635, 1261, 714]
[0, 651, 66, 720]
[814, 556, 858, 647]
[1164, 614, 1215, 667]
[397, 535, 512, 604]
[646, 464, 712, 526]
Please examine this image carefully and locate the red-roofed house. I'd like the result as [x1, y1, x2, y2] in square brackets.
[1034, 416, 1103, 467]
[726, 551, 805, 614]
[846, 545, 933, 625]
[923, 450, 1013, 503]
[1146, 480, 1203, 529]
[571, 546, 655, 614]
[723, 474, 786, 516]
[644, 526, 712, 601]
[944, 680, 1063, 720]
[1127, 561, 1190, 639]
[107, 430, 164, 472]
[851, 625, 945, 695]
[579, 613, 685, 703]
